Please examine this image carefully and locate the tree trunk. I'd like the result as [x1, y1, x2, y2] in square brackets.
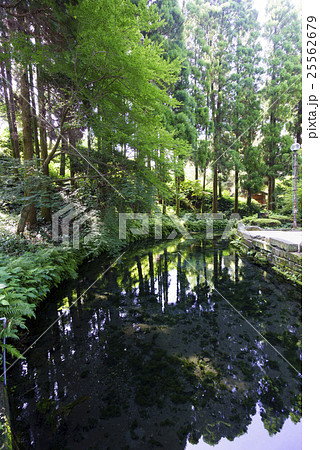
[0, 17, 20, 160]
[212, 165, 218, 213]
[47, 87, 53, 149]
[162, 197, 166, 214]
[296, 100, 302, 145]
[247, 187, 252, 207]
[69, 129, 77, 189]
[175, 175, 180, 216]
[7, 61, 20, 160]
[38, 68, 48, 172]
[234, 169, 239, 213]
[0, 60, 14, 154]
[37, 67, 51, 222]
[60, 151, 66, 177]
[29, 65, 40, 162]
[195, 164, 198, 181]
[60, 132, 67, 177]
[17, 69, 37, 233]
[267, 175, 274, 211]
[219, 179, 222, 199]
[42, 104, 68, 172]
[201, 167, 206, 213]
[87, 127, 91, 154]
[271, 176, 275, 210]
[211, 60, 221, 215]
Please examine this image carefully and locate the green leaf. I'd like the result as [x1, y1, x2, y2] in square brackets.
[0, 299, 10, 306]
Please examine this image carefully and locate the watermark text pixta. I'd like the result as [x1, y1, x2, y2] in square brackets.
[119, 213, 241, 241]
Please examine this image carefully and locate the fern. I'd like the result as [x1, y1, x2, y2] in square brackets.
[2, 344, 24, 360]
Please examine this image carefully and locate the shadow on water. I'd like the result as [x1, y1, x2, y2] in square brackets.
[8, 236, 302, 449]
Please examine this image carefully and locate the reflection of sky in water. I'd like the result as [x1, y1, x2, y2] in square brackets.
[186, 405, 301, 450]
[167, 268, 177, 304]
[150, 253, 243, 307]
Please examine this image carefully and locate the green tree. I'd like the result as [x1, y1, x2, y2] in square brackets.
[262, 0, 301, 211]
[151, 0, 195, 214]
[227, 0, 262, 212]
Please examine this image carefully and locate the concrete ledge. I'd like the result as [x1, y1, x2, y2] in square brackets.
[268, 237, 299, 252]
[252, 239, 273, 252]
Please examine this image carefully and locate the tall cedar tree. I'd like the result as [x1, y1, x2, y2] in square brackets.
[262, 0, 301, 210]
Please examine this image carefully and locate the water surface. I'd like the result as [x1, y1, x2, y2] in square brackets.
[9, 237, 302, 449]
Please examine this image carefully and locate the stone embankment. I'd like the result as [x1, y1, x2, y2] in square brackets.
[232, 224, 302, 285]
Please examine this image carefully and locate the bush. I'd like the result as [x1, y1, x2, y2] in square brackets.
[244, 218, 282, 228]
[237, 199, 261, 217]
[178, 183, 262, 217]
[203, 192, 262, 217]
[184, 214, 227, 232]
[269, 213, 293, 224]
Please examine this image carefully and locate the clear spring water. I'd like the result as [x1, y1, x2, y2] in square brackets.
[8, 237, 302, 449]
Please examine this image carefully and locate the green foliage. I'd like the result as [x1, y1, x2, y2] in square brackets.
[179, 179, 204, 209]
[0, 247, 81, 363]
[268, 213, 293, 224]
[243, 218, 282, 228]
[274, 177, 302, 219]
[0, 156, 65, 216]
[215, 192, 261, 217]
[262, 0, 302, 182]
[177, 183, 262, 217]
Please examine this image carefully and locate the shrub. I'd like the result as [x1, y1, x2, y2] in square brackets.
[237, 199, 261, 217]
[269, 213, 293, 224]
[244, 218, 282, 228]
[203, 192, 261, 217]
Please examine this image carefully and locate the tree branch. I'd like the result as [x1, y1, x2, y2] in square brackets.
[42, 107, 69, 170]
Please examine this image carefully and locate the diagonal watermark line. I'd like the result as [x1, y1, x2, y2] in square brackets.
[1, 251, 126, 378]
[177, 251, 301, 376]
[213, 287, 301, 376]
[211, 76, 301, 168]
[0, 71, 125, 199]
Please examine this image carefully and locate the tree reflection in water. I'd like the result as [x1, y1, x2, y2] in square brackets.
[9, 237, 301, 449]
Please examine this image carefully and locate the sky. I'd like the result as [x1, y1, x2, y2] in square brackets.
[177, 0, 302, 24]
[252, 0, 302, 23]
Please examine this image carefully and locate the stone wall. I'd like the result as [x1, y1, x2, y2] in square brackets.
[231, 227, 302, 286]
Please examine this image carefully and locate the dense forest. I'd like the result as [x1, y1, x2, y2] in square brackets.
[0, 0, 301, 364]
[0, 0, 301, 224]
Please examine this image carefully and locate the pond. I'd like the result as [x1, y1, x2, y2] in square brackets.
[8, 236, 302, 449]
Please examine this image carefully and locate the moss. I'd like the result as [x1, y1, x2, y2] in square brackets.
[255, 252, 268, 264]
[272, 266, 302, 287]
